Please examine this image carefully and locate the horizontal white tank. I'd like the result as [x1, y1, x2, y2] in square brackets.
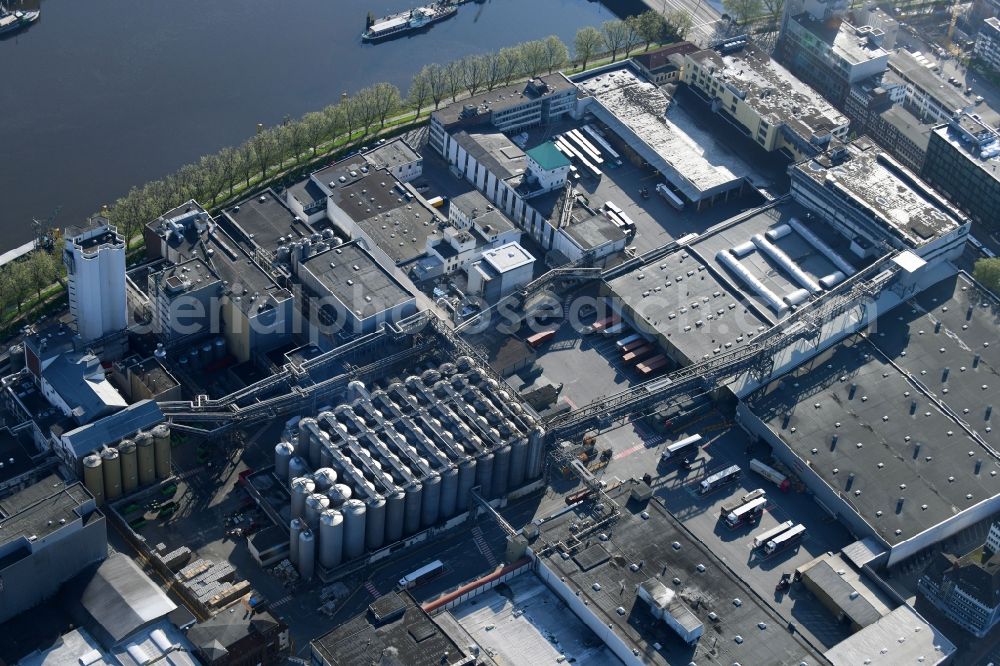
[820, 271, 846, 289]
[716, 250, 788, 316]
[765, 224, 792, 241]
[789, 218, 855, 276]
[783, 288, 811, 307]
[731, 241, 756, 257]
[752, 234, 821, 294]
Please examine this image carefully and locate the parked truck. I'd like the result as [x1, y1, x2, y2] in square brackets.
[699, 464, 741, 495]
[724, 496, 767, 528]
[749, 458, 790, 492]
[763, 524, 806, 557]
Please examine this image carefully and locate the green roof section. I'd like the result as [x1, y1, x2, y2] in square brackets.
[526, 141, 571, 171]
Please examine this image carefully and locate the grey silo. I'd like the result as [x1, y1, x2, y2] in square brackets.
[119, 439, 138, 495]
[304, 493, 330, 530]
[403, 481, 423, 535]
[509, 438, 528, 489]
[439, 465, 459, 519]
[421, 471, 442, 528]
[342, 499, 367, 560]
[136, 432, 155, 487]
[82, 454, 104, 505]
[101, 447, 122, 501]
[492, 444, 512, 498]
[347, 380, 369, 402]
[290, 477, 315, 520]
[456, 457, 477, 512]
[365, 495, 387, 551]
[319, 509, 344, 569]
[476, 451, 495, 499]
[312, 467, 338, 492]
[385, 489, 406, 543]
[289, 517, 304, 567]
[527, 425, 546, 480]
[298, 417, 318, 463]
[319, 446, 333, 468]
[274, 441, 295, 481]
[327, 483, 352, 508]
[152, 424, 172, 479]
[298, 528, 315, 580]
[288, 455, 308, 481]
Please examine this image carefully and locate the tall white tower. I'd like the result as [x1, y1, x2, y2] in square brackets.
[63, 216, 127, 342]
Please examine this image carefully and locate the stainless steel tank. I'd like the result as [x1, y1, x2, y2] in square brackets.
[82, 454, 104, 505]
[509, 437, 528, 489]
[365, 495, 387, 551]
[385, 488, 406, 543]
[421, 471, 441, 528]
[342, 499, 367, 561]
[213, 337, 226, 361]
[312, 467, 338, 492]
[290, 477, 316, 520]
[298, 528, 315, 580]
[101, 447, 122, 501]
[527, 425, 546, 480]
[326, 483, 352, 508]
[274, 441, 295, 481]
[403, 481, 423, 536]
[318, 509, 344, 570]
[152, 424, 172, 479]
[288, 455, 308, 481]
[476, 452, 495, 500]
[304, 493, 330, 530]
[118, 439, 138, 495]
[457, 457, 477, 512]
[439, 465, 459, 519]
[298, 417, 319, 466]
[135, 431, 156, 487]
[492, 444, 512, 498]
[289, 517, 303, 567]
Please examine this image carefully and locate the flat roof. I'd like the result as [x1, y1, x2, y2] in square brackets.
[61, 400, 164, 459]
[801, 560, 883, 627]
[310, 592, 467, 666]
[879, 105, 933, 151]
[481, 242, 534, 274]
[526, 141, 571, 171]
[0, 426, 43, 486]
[687, 44, 847, 140]
[578, 68, 762, 200]
[158, 258, 218, 296]
[607, 247, 771, 364]
[795, 138, 966, 245]
[431, 72, 576, 127]
[0, 476, 95, 550]
[932, 123, 1000, 184]
[889, 50, 970, 114]
[533, 484, 825, 665]
[448, 189, 516, 234]
[299, 241, 414, 319]
[452, 130, 526, 182]
[357, 203, 439, 265]
[223, 189, 315, 250]
[824, 605, 955, 666]
[562, 212, 627, 251]
[18, 627, 112, 666]
[790, 15, 889, 66]
[746, 275, 1000, 546]
[364, 139, 420, 172]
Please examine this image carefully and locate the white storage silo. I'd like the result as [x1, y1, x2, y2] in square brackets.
[136, 431, 156, 487]
[456, 457, 477, 513]
[385, 488, 406, 543]
[298, 528, 315, 580]
[421, 472, 441, 528]
[365, 495, 387, 551]
[289, 517, 303, 567]
[288, 455, 308, 481]
[527, 426, 546, 480]
[101, 447, 122, 501]
[312, 467, 338, 492]
[509, 437, 528, 489]
[274, 441, 295, 481]
[152, 424, 172, 479]
[403, 481, 423, 536]
[439, 465, 459, 519]
[476, 452, 495, 500]
[326, 483, 352, 508]
[342, 499, 367, 561]
[492, 445, 512, 498]
[82, 454, 104, 505]
[118, 439, 138, 495]
[319, 509, 344, 569]
[290, 477, 315, 520]
[304, 493, 330, 530]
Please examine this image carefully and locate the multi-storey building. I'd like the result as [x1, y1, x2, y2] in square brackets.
[843, 79, 933, 173]
[63, 217, 127, 342]
[975, 17, 1000, 72]
[922, 113, 1000, 230]
[919, 541, 1000, 637]
[888, 50, 977, 124]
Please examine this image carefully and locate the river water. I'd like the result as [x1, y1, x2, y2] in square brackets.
[0, 0, 626, 249]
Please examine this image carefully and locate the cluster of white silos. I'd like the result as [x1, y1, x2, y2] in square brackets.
[275, 358, 545, 579]
[81, 424, 174, 504]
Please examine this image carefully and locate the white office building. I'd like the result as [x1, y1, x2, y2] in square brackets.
[63, 217, 127, 342]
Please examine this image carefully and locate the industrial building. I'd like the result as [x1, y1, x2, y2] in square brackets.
[922, 113, 1000, 229]
[64, 216, 128, 343]
[0, 475, 107, 624]
[576, 67, 765, 206]
[272, 352, 544, 579]
[310, 591, 469, 666]
[738, 272, 1000, 566]
[975, 17, 1000, 73]
[528, 482, 826, 665]
[187, 610, 288, 666]
[630, 41, 700, 85]
[886, 50, 982, 125]
[823, 605, 955, 665]
[919, 526, 1000, 637]
[466, 241, 535, 303]
[791, 137, 970, 263]
[682, 42, 849, 161]
[842, 82, 932, 174]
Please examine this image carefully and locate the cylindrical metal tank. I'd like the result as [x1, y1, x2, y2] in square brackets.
[289, 518, 303, 567]
[101, 447, 122, 501]
[82, 454, 104, 505]
[403, 481, 423, 536]
[308, 429, 326, 470]
[492, 445, 512, 498]
[421, 472, 441, 528]
[439, 465, 459, 519]
[298, 528, 315, 580]
[509, 438, 528, 489]
[119, 439, 138, 495]
[288, 455, 308, 481]
[274, 441, 295, 481]
[152, 424, 172, 479]
[326, 483, 352, 508]
[312, 467, 338, 492]
[214, 337, 226, 361]
[385, 489, 406, 543]
[476, 452, 495, 500]
[457, 457, 476, 512]
[136, 431, 156, 487]
[298, 417, 318, 465]
[342, 499, 367, 560]
[290, 477, 315, 520]
[201, 342, 214, 364]
[319, 509, 344, 569]
[527, 426, 546, 480]
[304, 493, 330, 530]
[319, 447, 333, 469]
[365, 495, 387, 551]
[347, 380, 369, 402]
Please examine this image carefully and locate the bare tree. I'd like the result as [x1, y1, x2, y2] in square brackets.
[215, 146, 240, 197]
[26, 251, 56, 300]
[408, 69, 433, 117]
[483, 51, 505, 91]
[250, 129, 278, 180]
[459, 54, 489, 96]
[196, 153, 228, 205]
[498, 47, 522, 85]
[623, 16, 643, 57]
[543, 35, 569, 74]
[321, 104, 346, 143]
[519, 40, 549, 78]
[352, 87, 382, 138]
[8, 261, 32, 314]
[601, 20, 629, 61]
[574, 26, 603, 70]
[423, 64, 450, 109]
[283, 119, 308, 164]
[302, 112, 328, 156]
[761, 0, 785, 27]
[371, 82, 401, 128]
[444, 61, 463, 102]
